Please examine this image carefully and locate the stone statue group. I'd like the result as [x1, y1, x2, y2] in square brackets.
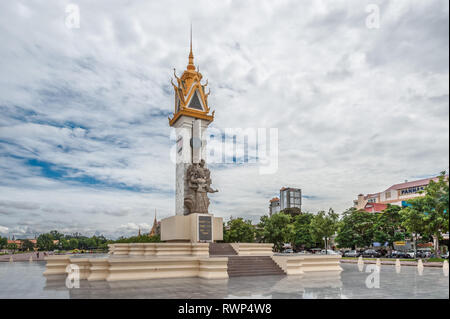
[184, 159, 218, 215]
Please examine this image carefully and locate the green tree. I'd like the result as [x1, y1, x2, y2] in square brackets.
[21, 239, 35, 251]
[291, 213, 317, 250]
[87, 238, 97, 249]
[335, 208, 376, 249]
[92, 235, 108, 248]
[77, 237, 89, 250]
[255, 215, 269, 243]
[223, 218, 255, 243]
[58, 238, 68, 250]
[280, 207, 302, 217]
[409, 172, 449, 254]
[400, 202, 427, 258]
[0, 237, 7, 249]
[309, 209, 339, 251]
[68, 238, 78, 250]
[262, 213, 293, 252]
[114, 234, 161, 244]
[373, 205, 406, 249]
[49, 230, 64, 241]
[7, 243, 18, 253]
[37, 233, 55, 251]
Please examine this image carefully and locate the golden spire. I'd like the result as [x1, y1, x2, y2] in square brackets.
[149, 209, 158, 237]
[187, 23, 195, 71]
[168, 25, 214, 127]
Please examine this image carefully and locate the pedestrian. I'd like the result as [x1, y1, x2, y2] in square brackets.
[37, 251, 39, 259]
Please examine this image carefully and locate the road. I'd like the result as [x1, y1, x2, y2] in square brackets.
[0, 252, 54, 262]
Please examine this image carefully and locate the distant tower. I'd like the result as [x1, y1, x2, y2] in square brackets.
[138, 228, 141, 237]
[269, 197, 280, 216]
[149, 209, 158, 237]
[169, 26, 215, 216]
[279, 187, 302, 211]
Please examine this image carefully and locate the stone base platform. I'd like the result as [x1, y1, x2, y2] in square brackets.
[107, 242, 210, 257]
[229, 243, 275, 256]
[272, 254, 343, 275]
[44, 255, 229, 282]
[44, 243, 342, 282]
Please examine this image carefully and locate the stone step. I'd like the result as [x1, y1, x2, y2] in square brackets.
[228, 262, 278, 264]
[228, 268, 283, 272]
[226, 255, 285, 277]
[228, 263, 280, 267]
[228, 271, 285, 276]
[228, 263, 281, 267]
[228, 271, 285, 277]
[228, 257, 274, 260]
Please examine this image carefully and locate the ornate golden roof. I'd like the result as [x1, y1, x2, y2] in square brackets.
[149, 210, 158, 237]
[168, 29, 214, 126]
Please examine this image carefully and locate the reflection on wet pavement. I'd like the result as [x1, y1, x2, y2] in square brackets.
[0, 261, 448, 299]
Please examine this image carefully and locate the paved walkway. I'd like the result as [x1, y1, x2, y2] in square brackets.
[340, 258, 445, 267]
[0, 252, 54, 262]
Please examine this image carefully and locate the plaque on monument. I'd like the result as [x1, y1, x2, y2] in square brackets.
[198, 215, 212, 242]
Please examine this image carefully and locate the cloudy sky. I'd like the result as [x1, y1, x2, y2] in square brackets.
[0, 0, 448, 239]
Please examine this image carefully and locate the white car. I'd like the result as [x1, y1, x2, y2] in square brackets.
[320, 249, 340, 255]
[406, 251, 416, 258]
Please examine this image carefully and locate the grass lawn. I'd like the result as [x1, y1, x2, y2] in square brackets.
[427, 257, 446, 263]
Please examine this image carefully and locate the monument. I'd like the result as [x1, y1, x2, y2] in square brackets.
[160, 32, 223, 243]
[43, 31, 342, 283]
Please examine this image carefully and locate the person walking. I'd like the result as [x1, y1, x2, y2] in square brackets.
[36, 251, 39, 259]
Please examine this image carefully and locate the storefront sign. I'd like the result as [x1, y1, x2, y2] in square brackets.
[400, 186, 425, 195]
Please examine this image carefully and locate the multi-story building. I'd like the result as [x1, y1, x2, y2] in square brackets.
[354, 175, 448, 213]
[280, 187, 302, 211]
[269, 197, 280, 216]
[269, 187, 302, 215]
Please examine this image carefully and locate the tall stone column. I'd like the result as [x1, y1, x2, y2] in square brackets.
[174, 116, 209, 215]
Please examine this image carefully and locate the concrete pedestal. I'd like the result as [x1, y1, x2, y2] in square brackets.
[160, 213, 223, 242]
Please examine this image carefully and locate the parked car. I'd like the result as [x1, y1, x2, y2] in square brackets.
[320, 249, 340, 255]
[344, 250, 360, 257]
[361, 249, 381, 258]
[282, 249, 294, 254]
[406, 251, 416, 259]
[385, 251, 396, 258]
[416, 250, 432, 258]
[387, 250, 410, 259]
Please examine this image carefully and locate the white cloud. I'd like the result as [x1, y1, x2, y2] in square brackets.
[0, 0, 448, 238]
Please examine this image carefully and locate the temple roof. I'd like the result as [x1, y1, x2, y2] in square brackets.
[168, 29, 214, 126]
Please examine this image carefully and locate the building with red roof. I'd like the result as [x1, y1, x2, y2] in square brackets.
[269, 197, 280, 216]
[363, 202, 388, 213]
[354, 175, 448, 212]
